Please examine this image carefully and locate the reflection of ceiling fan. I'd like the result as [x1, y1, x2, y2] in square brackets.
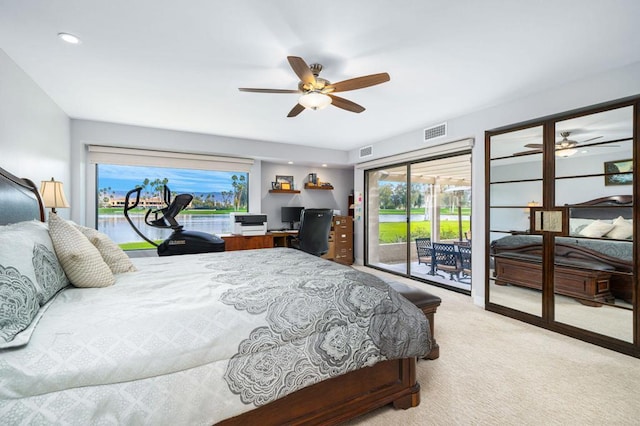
[238, 56, 390, 117]
[514, 131, 607, 157]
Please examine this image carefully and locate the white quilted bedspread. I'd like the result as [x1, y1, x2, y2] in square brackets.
[0, 248, 429, 425]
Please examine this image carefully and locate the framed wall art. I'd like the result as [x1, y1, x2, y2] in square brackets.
[276, 175, 294, 190]
[604, 159, 633, 186]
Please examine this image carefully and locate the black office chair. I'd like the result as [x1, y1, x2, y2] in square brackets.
[290, 208, 333, 256]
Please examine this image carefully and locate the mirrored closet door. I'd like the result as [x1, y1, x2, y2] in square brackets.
[486, 97, 639, 357]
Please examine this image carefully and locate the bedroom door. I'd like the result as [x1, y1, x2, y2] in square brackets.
[487, 97, 639, 357]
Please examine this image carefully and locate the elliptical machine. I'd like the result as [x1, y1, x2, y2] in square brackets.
[124, 186, 225, 256]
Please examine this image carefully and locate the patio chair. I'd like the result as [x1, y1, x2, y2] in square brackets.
[415, 238, 436, 275]
[432, 242, 463, 281]
[458, 244, 472, 282]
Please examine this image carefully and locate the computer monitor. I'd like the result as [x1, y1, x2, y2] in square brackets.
[281, 206, 304, 230]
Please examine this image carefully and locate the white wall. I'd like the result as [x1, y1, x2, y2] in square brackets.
[0, 49, 70, 218]
[349, 60, 640, 306]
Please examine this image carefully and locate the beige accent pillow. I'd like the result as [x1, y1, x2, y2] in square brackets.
[579, 220, 615, 238]
[73, 224, 136, 274]
[48, 213, 115, 288]
[605, 216, 633, 240]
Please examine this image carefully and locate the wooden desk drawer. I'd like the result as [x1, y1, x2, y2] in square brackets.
[222, 235, 274, 251]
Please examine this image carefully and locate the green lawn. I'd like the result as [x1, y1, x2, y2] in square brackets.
[378, 221, 470, 243]
[379, 208, 471, 216]
[119, 240, 162, 250]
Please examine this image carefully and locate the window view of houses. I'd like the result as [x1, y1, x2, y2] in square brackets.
[97, 164, 248, 249]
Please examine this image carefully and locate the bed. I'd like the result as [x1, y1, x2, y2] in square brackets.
[491, 195, 634, 305]
[0, 166, 433, 425]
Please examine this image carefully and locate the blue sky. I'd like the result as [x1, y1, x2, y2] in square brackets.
[98, 164, 247, 194]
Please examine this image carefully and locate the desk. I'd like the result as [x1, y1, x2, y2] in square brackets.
[270, 231, 298, 248]
[221, 232, 298, 251]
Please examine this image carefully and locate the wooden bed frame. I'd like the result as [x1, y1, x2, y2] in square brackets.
[491, 195, 634, 305]
[0, 166, 428, 425]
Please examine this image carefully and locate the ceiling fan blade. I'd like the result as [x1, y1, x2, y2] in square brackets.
[328, 95, 365, 113]
[287, 56, 316, 86]
[327, 73, 390, 93]
[579, 136, 603, 143]
[513, 149, 542, 156]
[287, 103, 305, 118]
[524, 143, 543, 149]
[239, 88, 300, 94]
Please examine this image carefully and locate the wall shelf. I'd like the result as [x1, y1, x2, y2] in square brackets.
[304, 183, 334, 190]
[269, 189, 301, 194]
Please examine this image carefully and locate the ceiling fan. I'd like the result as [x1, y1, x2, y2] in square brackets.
[514, 131, 605, 157]
[238, 56, 390, 117]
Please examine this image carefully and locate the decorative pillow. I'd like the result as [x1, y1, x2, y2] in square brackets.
[73, 223, 136, 274]
[569, 218, 595, 235]
[579, 220, 615, 238]
[48, 213, 115, 288]
[0, 220, 68, 347]
[0, 265, 40, 347]
[605, 216, 633, 240]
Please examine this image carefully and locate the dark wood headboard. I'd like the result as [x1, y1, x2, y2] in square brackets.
[0, 166, 45, 225]
[567, 195, 633, 220]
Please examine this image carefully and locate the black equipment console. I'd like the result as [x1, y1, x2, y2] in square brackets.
[124, 186, 225, 256]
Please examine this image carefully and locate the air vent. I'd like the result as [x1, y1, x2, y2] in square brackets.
[359, 145, 373, 158]
[424, 123, 447, 141]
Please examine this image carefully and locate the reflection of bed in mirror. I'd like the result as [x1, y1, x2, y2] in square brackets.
[491, 196, 633, 306]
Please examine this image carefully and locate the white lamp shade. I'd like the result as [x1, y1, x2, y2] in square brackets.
[40, 179, 70, 209]
[299, 92, 332, 110]
[556, 148, 577, 157]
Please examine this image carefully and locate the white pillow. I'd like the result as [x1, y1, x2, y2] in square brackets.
[579, 220, 615, 238]
[73, 223, 137, 274]
[569, 218, 595, 235]
[48, 213, 115, 288]
[0, 220, 68, 347]
[605, 216, 633, 240]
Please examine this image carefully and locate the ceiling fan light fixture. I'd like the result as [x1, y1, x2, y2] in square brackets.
[556, 148, 577, 157]
[57, 32, 81, 44]
[299, 92, 332, 110]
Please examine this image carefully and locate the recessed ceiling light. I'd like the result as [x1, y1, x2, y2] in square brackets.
[58, 32, 81, 44]
[322, 164, 328, 167]
[287, 161, 293, 164]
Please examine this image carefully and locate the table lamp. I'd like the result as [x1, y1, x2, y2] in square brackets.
[40, 177, 70, 213]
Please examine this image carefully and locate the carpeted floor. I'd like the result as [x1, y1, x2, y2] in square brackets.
[345, 267, 640, 425]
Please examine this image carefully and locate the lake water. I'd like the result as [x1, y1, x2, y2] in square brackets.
[99, 214, 232, 243]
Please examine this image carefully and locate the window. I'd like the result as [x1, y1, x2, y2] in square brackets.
[89, 146, 252, 250]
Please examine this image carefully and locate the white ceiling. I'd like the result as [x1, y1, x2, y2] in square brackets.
[1, 1, 639, 151]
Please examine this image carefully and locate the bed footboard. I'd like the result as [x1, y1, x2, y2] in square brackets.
[217, 357, 420, 426]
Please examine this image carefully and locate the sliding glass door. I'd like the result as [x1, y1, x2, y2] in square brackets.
[365, 152, 472, 292]
[366, 164, 409, 275]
